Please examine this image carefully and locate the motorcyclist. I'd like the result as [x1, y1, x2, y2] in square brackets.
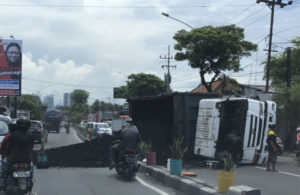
[109, 120, 140, 169]
[0, 116, 34, 193]
[65, 122, 70, 133]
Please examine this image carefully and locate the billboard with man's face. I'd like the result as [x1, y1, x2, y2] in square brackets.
[0, 39, 22, 96]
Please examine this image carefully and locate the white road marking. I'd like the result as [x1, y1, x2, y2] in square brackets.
[255, 167, 300, 178]
[73, 129, 83, 143]
[136, 176, 169, 195]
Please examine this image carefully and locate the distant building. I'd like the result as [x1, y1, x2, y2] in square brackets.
[191, 77, 274, 101]
[63, 93, 71, 107]
[44, 95, 54, 108]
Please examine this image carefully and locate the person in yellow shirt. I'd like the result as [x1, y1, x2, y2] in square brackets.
[266, 125, 279, 171]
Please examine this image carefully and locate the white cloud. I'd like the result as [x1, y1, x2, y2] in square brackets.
[0, 0, 299, 105]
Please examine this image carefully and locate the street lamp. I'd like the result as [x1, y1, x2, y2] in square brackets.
[161, 12, 194, 29]
[161, 12, 205, 92]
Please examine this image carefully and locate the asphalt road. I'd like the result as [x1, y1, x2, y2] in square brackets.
[186, 155, 300, 195]
[33, 127, 180, 195]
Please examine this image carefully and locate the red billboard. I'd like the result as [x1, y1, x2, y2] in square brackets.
[0, 39, 22, 96]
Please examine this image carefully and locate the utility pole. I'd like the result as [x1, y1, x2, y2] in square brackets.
[160, 46, 176, 94]
[256, 0, 293, 92]
[286, 47, 291, 88]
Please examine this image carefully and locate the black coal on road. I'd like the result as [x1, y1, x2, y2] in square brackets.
[44, 135, 117, 167]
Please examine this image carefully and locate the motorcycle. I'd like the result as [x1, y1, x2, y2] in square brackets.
[66, 127, 70, 134]
[4, 162, 32, 195]
[65, 125, 70, 134]
[115, 148, 139, 180]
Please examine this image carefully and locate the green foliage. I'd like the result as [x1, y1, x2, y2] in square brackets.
[169, 137, 188, 159]
[222, 154, 235, 172]
[17, 94, 43, 120]
[173, 25, 257, 92]
[69, 89, 89, 124]
[91, 99, 101, 113]
[90, 99, 122, 113]
[269, 37, 300, 150]
[116, 73, 166, 98]
[72, 89, 89, 105]
[138, 141, 152, 160]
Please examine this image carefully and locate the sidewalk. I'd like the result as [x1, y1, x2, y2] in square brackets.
[139, 162, 260, 195]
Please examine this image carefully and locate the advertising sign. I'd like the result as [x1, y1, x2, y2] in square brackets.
[0, 39, 22, 96]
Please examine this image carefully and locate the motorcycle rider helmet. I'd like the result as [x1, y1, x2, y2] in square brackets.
[8, 120, 17, 133]
[16, 116, 31, 132]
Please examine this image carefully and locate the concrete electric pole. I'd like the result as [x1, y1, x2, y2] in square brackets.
[256, 0, 293, 92]
[160, 46, 176, 94]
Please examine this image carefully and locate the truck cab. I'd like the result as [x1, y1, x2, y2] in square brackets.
[194, 98, 276, 165]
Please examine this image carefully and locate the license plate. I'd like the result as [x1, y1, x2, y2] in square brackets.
[13, 171, 31, 178]
[125, 156, 137, 163]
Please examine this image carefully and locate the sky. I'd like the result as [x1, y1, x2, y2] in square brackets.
[1, 0, 300, 106]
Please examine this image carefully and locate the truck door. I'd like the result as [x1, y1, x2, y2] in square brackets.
[194, 99, 221, 158]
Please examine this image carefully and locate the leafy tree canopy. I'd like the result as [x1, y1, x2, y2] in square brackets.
[173, 25, 257, 92]
[90, 99, 122, 113]
[117, 73, 166, 98]
[269, 36, 300, 86]
[69, 89, 89, 124]
[269, 37, 300, 150]
[18, 94, 44, 120]
[71, 89, 89, 105]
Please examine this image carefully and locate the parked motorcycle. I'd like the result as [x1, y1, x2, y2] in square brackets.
[4, 162, 32, 195]
[115, 149, 139, 180]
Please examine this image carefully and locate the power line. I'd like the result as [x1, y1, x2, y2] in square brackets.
[173, 75, 199, 83]
[274, 24, 300, 34]
[235, 6, 266, 25]
[243, 11, 271, 28]
[229, 71, 264, 77]
[224, 3, 257, 25]
[0, 3, 261, 8]
[256, 0, 293, 92]
[23, 77, 113, 89]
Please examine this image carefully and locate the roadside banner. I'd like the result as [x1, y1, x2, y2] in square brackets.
[0, 39, 22, 96]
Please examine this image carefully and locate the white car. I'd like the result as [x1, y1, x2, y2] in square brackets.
[95, 122, 112, 135]
[0, 115, 11, 160]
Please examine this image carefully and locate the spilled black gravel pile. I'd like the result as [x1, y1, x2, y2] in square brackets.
[43, 135, 118, 167]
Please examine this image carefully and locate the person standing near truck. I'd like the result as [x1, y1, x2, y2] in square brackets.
[296, 127, 300, 157]
[266, 125, 279, 171]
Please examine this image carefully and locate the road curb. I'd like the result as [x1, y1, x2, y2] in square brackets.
[73, 127, 89, 142]
[138, 162, 219, 195]
[139, 163, 261, 195]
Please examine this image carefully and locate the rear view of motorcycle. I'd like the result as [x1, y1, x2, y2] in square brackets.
[115, 149, 140, 180]
[4, 162, 32, 195]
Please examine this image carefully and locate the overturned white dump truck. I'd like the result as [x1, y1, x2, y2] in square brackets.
[194, 98, 276, 165]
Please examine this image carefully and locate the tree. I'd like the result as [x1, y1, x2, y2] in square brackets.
[72, 89, 89, 105]
[69, 89, 89, 124]
[173, 25, 257, 92]
[116, 73, 166, 98]
[91, 99, 101, 113]
[90, 99, 122, 113]
[17, 94, 44, 120]
[269, 37, 300, 150]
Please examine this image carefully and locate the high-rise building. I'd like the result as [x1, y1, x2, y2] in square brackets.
[44, 95, 54, 108]
[63, 93, 71, 107]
